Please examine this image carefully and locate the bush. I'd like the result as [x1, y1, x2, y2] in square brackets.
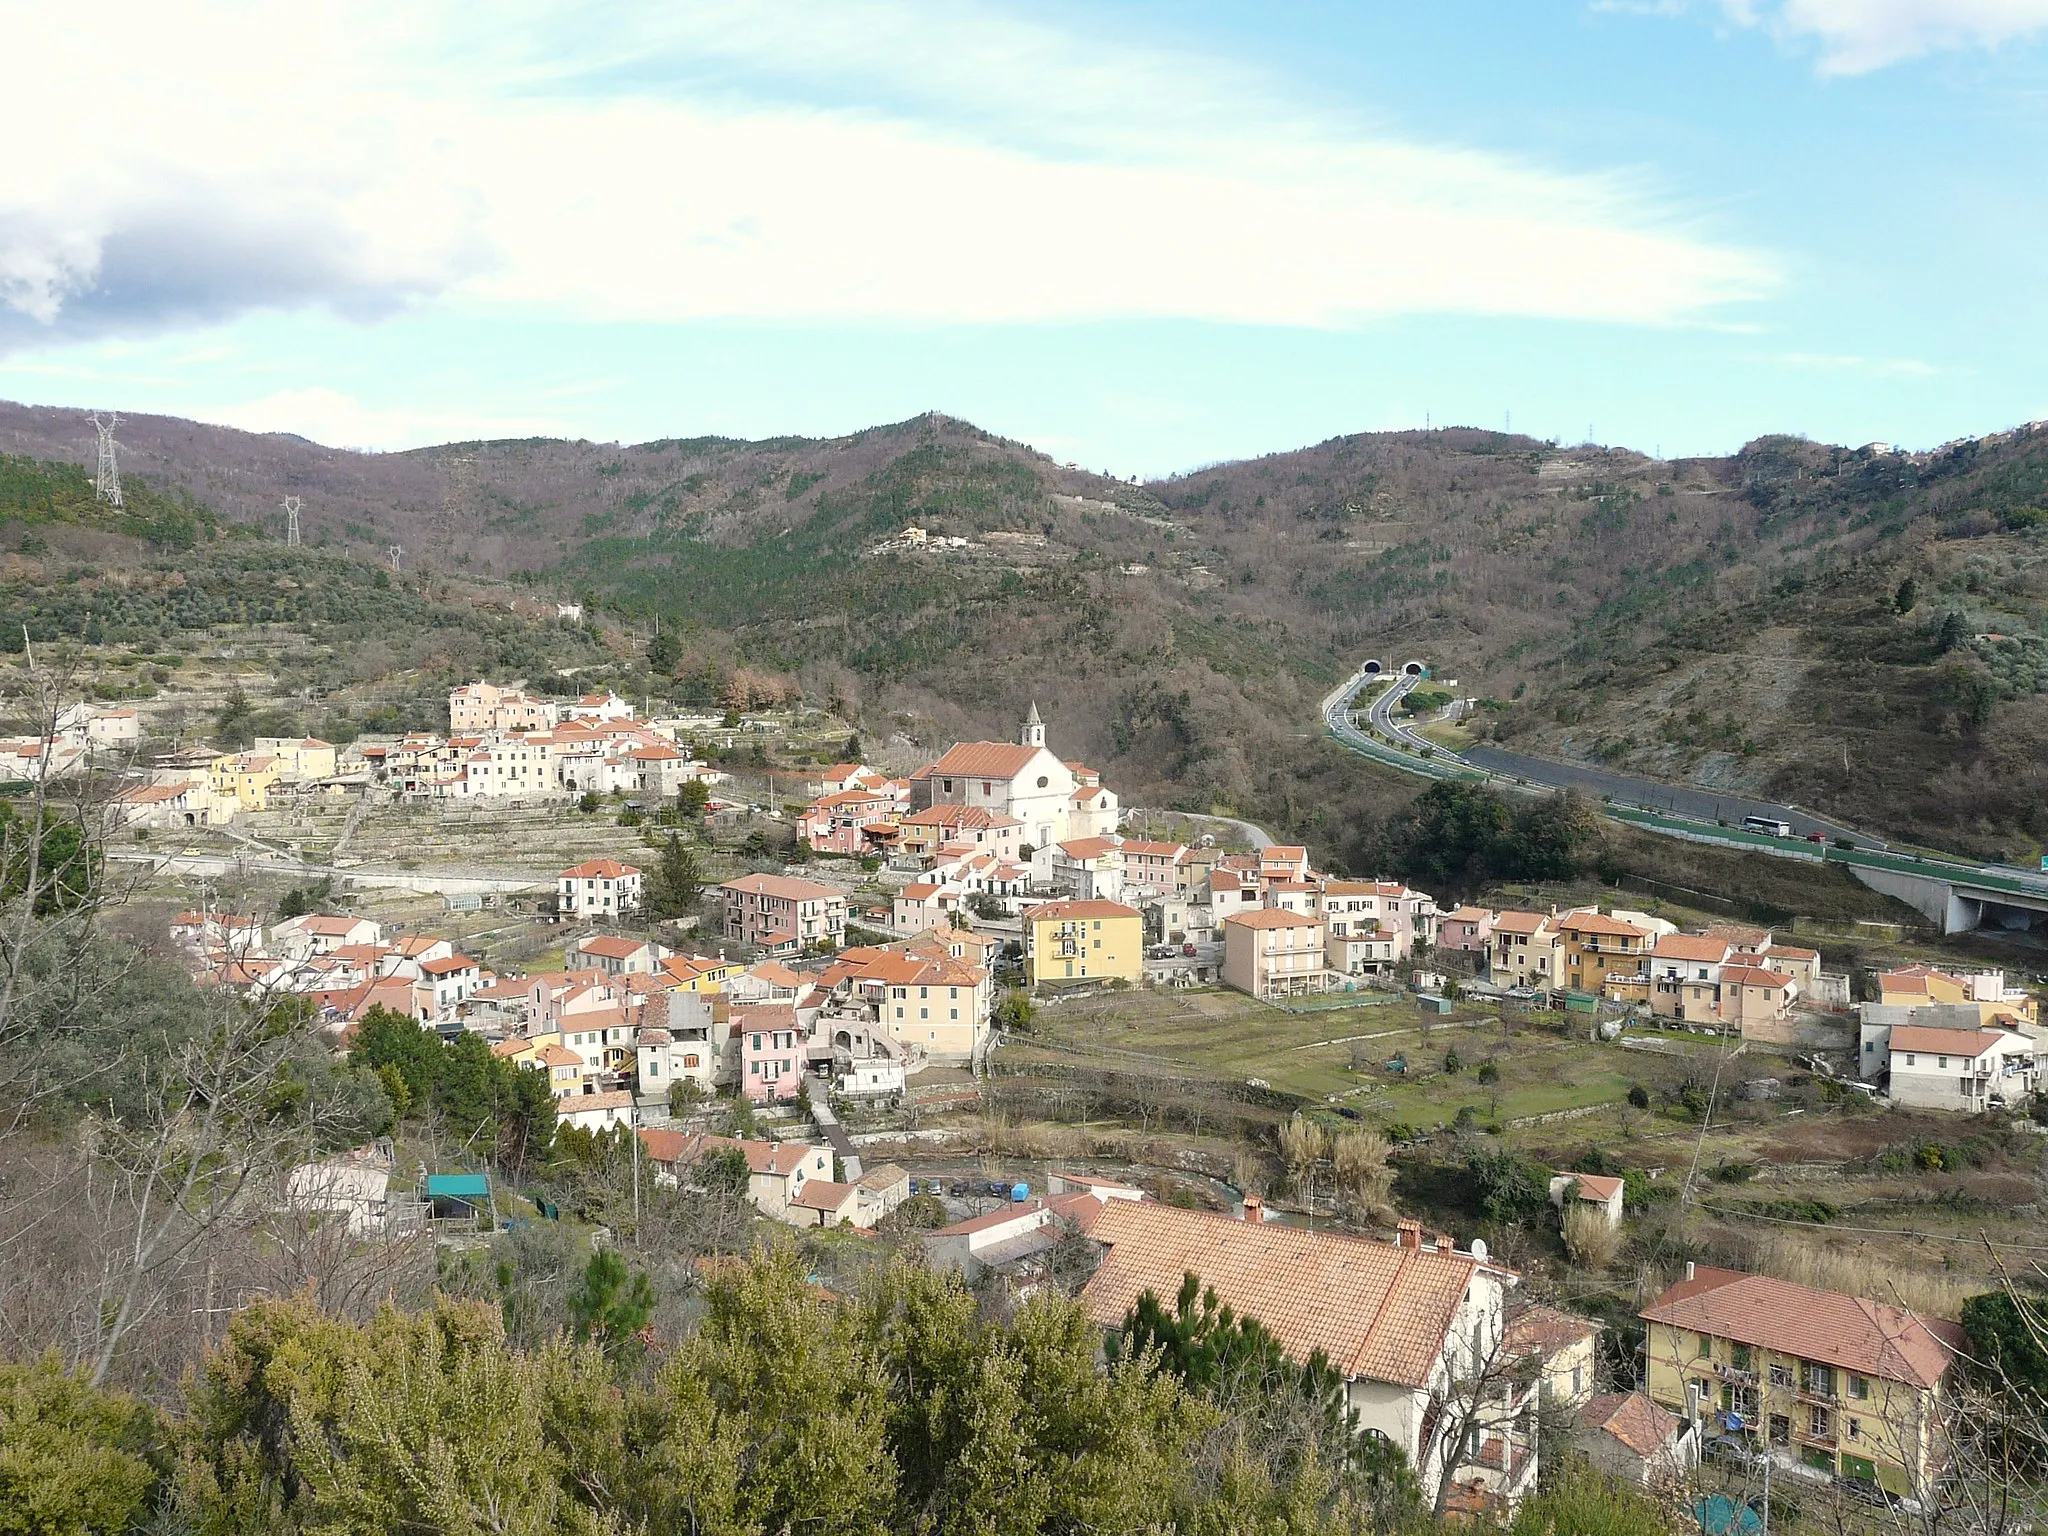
[1476, 1061, 1499, 1085]
[1563, 1204, 1623, 1270]
[1627, 1084, 1650, 1110]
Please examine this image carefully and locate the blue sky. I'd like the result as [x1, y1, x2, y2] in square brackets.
[1, 0, 2045, 475]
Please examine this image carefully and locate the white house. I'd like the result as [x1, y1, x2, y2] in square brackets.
[555, 1089, 637, 1134]
[1077, 1198, 1535, 1513]
[1884, 1023, 2038, 1111]
[558, 859, 644, 919]
[1549, 1172, 1625, 1229]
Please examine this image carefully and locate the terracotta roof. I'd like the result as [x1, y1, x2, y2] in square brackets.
[1490, 911, 1551, 935]
[1078, 1199, 1484, 1389]
[560, 859, 641, 879]
[933, 1193, 1100, 1238]
[556, 1089, 633, 1115]
[1557, 912, 1650, 938]
[577, 935, 651, 960]
[1022, 899, 1141, 922]
[490, 1038, 533, 1058]
[747, 961, 810, 988]
[1506, 1302, 1600, 1355]
[1639, 1266, 1962, 1389]
[1720, 965, 1792, 988]
[1562, 1172, 1624, 1202]
[293, 914, 372, 935]
[535, 1044, 581, 1067]
[1892, 1024, 2012, 1057]
[1579, 1392, 1680, 1458]
[901, 804, 1022, 830]
[420, 954, 478, 975]
[1653, 934, 1734, 963]
[917, 742, 1044, 779]
[856, 1162, 909, 1191]
[723, 873, 840, 902]
[1701, 922, 1772, 945]
[1766, 944, 1819, 960]
[1056, 836, 1121, 860]
[1446, 906, 1494, 923]
[790, 1179, 856, 1212]
[1225, 908, 1323, 930]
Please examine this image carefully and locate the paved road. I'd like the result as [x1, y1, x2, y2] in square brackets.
[1132, 809, 1275, 851]
[1325, 666, 1870, 844]
[1323, 663, 2048, 903]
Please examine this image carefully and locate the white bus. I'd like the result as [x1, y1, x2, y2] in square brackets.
[1743, 815, 1793, 838]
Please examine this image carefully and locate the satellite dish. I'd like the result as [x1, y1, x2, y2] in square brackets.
[1469, 1237, 1488, 1262]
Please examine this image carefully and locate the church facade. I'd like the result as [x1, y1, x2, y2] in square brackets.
[910, 704, 1117, 851]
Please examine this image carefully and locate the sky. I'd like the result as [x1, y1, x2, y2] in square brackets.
[1, 0, 2046, 476]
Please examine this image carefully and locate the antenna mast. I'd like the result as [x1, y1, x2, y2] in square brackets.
[282, 496, 302, 547]
[88, 412, 123, 508]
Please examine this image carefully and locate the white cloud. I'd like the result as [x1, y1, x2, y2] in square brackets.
[1676, 0, 2048, 71]
[1771, 351, 1943, 377]
[0, 0, 1773, 345]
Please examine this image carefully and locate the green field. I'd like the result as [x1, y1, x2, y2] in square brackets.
[1023, 989, 1644, 1127]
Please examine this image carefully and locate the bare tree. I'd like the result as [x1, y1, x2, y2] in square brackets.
[1416, 1306, 1541, 1518]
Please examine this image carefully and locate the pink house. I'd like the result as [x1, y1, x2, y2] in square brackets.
[797, 789, 897, 855]
[1439, 906, 1497, 953]
[737, 1002, 807, 1103]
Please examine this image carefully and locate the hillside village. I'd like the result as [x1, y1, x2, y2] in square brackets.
[102, 674, 2047, 1522]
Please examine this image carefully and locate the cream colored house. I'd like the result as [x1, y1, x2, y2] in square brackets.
[1640, 1264, 1962, 1495]
[254, 736, 338, 781]
[1222, 908, 1328, 999]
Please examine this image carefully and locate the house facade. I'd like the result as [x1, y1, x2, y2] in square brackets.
[1222, 908, 1329, 999]
[721, 873, 847, 955]
[1640, 1264, 1962, 1496]
[1022, 900, 1143, 987]
[558, 859, 644, 919]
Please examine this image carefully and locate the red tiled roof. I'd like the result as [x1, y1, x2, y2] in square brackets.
[420, 954, 478, 975]
[1225, 908, 1323, 929]
[1489, 911, 1550, 935]
[1562, 1172, 1624, 1202]
[556, 1089, 633, 1115]
[917, 742, 1044, 779]
[561, 859, 641, 879]
[1506, 1302, 1600, 1355]
[1557, 912, 1650, 938]
[1653, 934, 1734, 962]
[723, 873, 840, 901]
[1719, 965, 1791, 988]
[790, 1179, 856, 1211]
[577, 935, 650, 960]
[1891, 1024, 2012, 1057]
[1579, 1392, 1680, 1458]
[1639, 1266, 1963, 1389]
[1022, 899, 1141, 922]
[901, 804, 1022, 830]
[1078, 1200, 1483, 1389]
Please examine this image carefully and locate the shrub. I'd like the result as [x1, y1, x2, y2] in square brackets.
[1563, 1204, 1623, 1271]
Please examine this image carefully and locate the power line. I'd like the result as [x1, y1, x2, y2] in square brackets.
[87, 411, 123, 507]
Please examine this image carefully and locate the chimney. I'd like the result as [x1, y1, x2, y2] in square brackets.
[1435, 1231, 1455, 1253]
[1398, 1219, 1422, 1250]
[1241, 1195, 1263, 1223]
[1685, 1261, 1696, 1282]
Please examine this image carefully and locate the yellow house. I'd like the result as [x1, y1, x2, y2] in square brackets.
[1640, 1264, 1961, 1496]
[660, 954, 736, 993]
[1558, 911, 1653, 995]
[209, 751, 283, 811]
[1022, 899, 1143, 987]
[254, 736, 339, 781]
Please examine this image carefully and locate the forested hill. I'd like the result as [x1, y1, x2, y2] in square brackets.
[3, 398, 2044, 856]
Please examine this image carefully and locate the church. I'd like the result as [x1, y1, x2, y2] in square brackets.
[909, 704, 1119, 852]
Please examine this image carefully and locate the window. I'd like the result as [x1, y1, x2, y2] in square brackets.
[1848, 1375, 1869, 1399]
[1905, 1053, 1916, 1066]
[1846, 1417, 1862, 1442]
[1571, 1365, 1583, 1398]
[1938, 1056, 1948, 1069]
[1732, 1344, 1752, 1371]
[1768, 1414, 1790, 1446]
[684, 1054, 700, 1069]
[1803, 1363, 1834, 1396]
[1809, 1405, 1831, 1439]
[1696, 1334, 1712, 1359]
[1768, 1361, 1793, 1389]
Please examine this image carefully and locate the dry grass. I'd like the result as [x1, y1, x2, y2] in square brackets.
[1563, 1205, 1623, 1271]
[1743, 1231, 1975, 1319]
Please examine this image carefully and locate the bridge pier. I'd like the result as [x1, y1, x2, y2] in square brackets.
[1848, 864, 2048, 937]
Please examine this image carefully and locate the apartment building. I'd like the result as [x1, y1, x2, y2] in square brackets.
[720, 873, 847, 956]
[1021, 899, 1142, 987]
[1222, 908, 1329, 1000]
[1641, 1264, 1962, 1495]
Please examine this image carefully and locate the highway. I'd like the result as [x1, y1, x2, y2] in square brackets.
[1319, 661, 2048, 907]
